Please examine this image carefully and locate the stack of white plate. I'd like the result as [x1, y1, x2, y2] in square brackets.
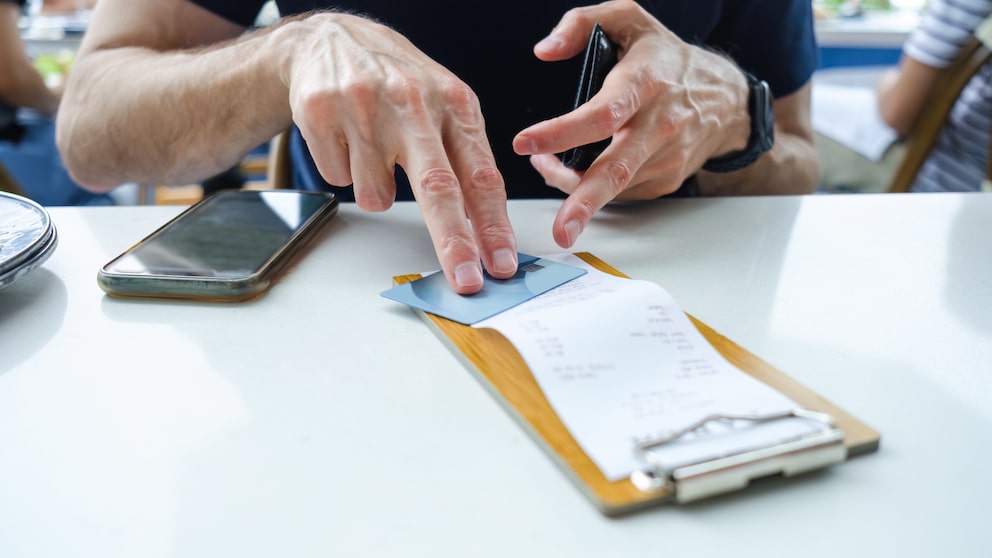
[0, 191, 58, 290]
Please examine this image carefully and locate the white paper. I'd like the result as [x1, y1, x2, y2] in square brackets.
[474, 254, 822, 481]
[812, 82, 899, 162]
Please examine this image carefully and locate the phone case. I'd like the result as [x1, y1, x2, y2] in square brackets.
[97, 190, 338, 302]
[559, 23, 619, 171]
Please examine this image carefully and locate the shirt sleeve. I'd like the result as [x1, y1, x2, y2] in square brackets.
[904, 0, 992, 68]
[711, 0, 818, 99]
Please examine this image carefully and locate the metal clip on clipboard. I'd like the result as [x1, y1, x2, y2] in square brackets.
[629, 409, 847, 504]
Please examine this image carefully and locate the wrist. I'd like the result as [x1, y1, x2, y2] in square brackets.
[270, 11, 369, 89]
[714, 67, 751, 156]
[702, 66, 775, 173]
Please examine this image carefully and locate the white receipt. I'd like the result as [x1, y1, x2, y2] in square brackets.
[474, 254, 821, 481]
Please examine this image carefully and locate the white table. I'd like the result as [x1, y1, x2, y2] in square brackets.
[2, 194, 990, 557]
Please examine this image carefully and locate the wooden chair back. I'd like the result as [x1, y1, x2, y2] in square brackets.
[266, 129, 292, 190]
[886, 37, 992, 192]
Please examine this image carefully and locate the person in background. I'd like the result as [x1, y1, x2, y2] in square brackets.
[1, 0, 58, 134]
[876, 0, 992, 192]
[0, 0, 112, 205]
[57, 0, 819, 293]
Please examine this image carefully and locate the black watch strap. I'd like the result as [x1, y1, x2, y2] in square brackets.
[702, 71, 775, 173]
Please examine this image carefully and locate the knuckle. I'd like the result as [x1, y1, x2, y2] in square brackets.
[564, 6, 593, 28]
[593, 99, 628, 137]
[387, 77, 427, 107]
[418, 167, 461, 195]
[436, 229, 477, 256]
[441, 79, 477, 107]
[604, 160, 634, 196]
[341, 81, 377, 106]
[298, 90, 336, 124]
[441, 79, 481, 120]
[468, 165, 504, 191]
[573, 196, 597, 222]
[657, 110, 685, 137]
[473, 220, 514, 245]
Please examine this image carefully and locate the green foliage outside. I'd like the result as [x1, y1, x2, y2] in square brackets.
[816, 0, 893, 14]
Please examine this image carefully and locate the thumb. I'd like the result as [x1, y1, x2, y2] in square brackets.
[534, 18, 597, 61]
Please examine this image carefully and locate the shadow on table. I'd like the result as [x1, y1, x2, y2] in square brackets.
[0, 267, 68, 374]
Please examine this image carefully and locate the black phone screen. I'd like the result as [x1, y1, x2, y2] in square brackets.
[104, 190, 337, 278]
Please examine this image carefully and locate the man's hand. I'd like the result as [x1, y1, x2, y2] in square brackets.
[513, 0, 749, 247]
[282, 13, 518, 293]
[66, 1, 518, 296]
[512, 0, 758, 249]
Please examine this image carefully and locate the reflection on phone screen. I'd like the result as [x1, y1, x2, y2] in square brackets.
[107, 191, 332, 277]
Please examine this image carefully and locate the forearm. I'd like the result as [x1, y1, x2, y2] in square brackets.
[56, 25, 295, 191]
[874, 58, 937, 137]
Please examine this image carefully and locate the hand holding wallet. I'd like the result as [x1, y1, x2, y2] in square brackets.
[559, 23, 618, 171]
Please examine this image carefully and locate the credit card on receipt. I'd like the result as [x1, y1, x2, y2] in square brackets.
[381, 253, 587, 325]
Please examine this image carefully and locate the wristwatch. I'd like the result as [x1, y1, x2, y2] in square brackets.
[702, 71, 774, 173]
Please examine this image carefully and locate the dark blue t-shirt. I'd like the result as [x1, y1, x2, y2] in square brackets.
[191, 0, 817, 199]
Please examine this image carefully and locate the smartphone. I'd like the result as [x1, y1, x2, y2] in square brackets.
[98, 189, 338, 301]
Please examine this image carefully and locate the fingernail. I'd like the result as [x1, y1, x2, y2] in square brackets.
[565, 220, 583, 247]
[536, 35, 563, 52]
[492, 248, 518, 274]
[454, 262, 483, 289]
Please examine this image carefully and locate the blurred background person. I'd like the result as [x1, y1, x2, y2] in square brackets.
[876, 0, 992, 192]
[1, 0, 113, 205]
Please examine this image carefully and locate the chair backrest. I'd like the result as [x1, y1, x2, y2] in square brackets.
[266, 129, 292, 190]
[886, 37, 992, 192]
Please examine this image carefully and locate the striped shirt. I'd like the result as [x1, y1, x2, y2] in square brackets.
[903, 0, 992, 192]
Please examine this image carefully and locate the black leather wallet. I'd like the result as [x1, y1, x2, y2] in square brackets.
[559, 23, 618, 171]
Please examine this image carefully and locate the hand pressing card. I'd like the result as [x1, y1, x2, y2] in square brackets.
[381, 253, 587, 325]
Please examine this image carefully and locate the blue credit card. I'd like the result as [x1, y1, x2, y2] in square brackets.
[382, 253, 587, 325]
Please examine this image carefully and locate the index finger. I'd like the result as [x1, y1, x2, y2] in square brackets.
[442, 92, 518, 282]
[550, 128, 653, 248]
[402, 81, 517, 294]
[400, 141, 486, 295]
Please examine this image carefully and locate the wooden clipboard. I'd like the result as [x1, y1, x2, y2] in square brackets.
[393, 252, 880, 515]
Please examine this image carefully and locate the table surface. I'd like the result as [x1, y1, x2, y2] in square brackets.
[2, 194, 990, 557]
